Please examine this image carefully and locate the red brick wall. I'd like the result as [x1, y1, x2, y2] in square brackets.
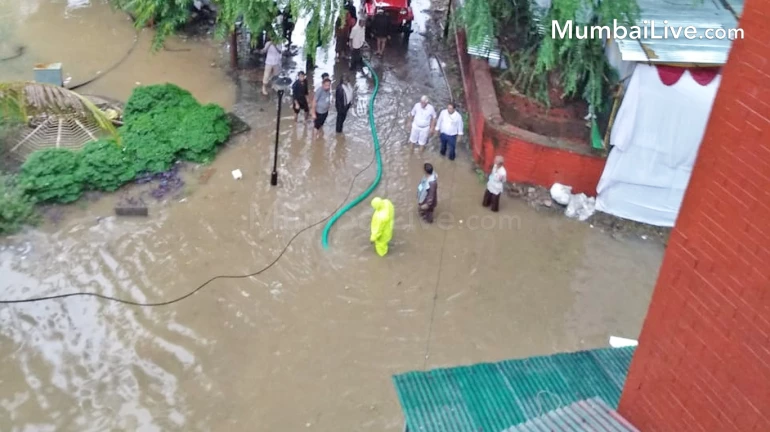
[618, 2, 770, 430]
[454, 28, 606, 195]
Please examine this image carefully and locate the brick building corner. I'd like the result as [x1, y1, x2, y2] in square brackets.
[618, 1, 770, 430]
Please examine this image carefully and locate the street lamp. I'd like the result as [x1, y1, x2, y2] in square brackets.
[270, 75, 293, 186]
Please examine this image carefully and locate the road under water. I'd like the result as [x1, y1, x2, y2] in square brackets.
[0, 0, 665, 430]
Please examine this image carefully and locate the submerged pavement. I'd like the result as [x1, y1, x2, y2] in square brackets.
[0, 0, 664, 430]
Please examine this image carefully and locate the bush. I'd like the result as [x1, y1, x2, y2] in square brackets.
[175, 104, 230, 163]
[78, 139, 137, 191]
[120, 111, 180, 173]
[121, 83, 231, 171]
[18, 149, 84, 203]
[0, 174, 39, 235]
[123, 83, 199, 123]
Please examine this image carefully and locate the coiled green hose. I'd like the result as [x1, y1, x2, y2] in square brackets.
[321, 59, 382, 249]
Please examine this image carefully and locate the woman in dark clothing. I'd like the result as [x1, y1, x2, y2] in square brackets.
[291, 71, 309, 122]
[417, 163, 438, 223]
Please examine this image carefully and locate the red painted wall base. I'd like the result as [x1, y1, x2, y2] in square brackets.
[454, 28, 606, 195]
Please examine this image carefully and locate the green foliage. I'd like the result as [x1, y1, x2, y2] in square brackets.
[460, 0, 638, 110]
[122, 83, 198, 122]
[18, 149, 85, 203]
[175, 104, 230, 163]
[78, 139, 138, 191]
[0, 174, 39, 235]
[113, 0, 343, 59]
[121, 83, 231, 172]
[121, 107, 182, 173]
[112, 0, 195, 51]
[1, 83, 231, 236]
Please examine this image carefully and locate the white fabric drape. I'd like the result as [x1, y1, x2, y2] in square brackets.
[596, 64, 721, 227]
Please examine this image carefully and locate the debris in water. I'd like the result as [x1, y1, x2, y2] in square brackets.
[232, 169, 243, 180]
[115, 206, 148, 217]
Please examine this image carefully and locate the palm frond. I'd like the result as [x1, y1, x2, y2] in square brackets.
[0, 81, 119, 142]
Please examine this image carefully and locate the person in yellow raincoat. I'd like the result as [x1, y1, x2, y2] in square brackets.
[370, 197, 394, 256]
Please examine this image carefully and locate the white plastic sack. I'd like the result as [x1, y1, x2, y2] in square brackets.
[577, 197, 596, 221]
[565, 193, 586, 218]
[550, 183, 572, 205]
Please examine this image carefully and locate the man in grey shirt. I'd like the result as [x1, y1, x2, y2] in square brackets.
[312, 77, 332, 138]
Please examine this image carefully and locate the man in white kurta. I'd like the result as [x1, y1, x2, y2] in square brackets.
[408, 95, 437, 149]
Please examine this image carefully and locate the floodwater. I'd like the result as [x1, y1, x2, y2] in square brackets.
[0, 0, 665, 430]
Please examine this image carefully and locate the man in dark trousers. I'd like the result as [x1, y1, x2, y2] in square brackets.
[335, 76, 354, 133]
[372, 8, 390, 56]
[291, 71, 309, 122]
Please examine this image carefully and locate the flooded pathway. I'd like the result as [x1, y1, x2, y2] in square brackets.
[1, 0, 664, 430]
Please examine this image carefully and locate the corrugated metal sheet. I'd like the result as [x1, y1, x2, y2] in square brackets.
[392, 347, 635, 432]
[724, 0, 743, 16]
[616, 0, 742, 65]
[503, 397, 640, 431]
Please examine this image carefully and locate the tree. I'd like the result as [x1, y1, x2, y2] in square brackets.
[113, 0, 342, 59]
[458, 0, 640, 111]
[0, 81, 119, 141]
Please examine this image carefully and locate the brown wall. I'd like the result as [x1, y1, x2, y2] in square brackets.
[618, 1, 770, 430]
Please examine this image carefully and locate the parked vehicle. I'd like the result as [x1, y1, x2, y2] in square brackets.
[362, 0, 414, 39]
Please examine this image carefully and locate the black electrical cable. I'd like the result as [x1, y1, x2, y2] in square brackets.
[0, 86, 392, 306]
[0, 45, 25, 62]
[67, 33, 139, 91]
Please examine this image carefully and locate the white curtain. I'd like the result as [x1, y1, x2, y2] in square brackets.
[596, 64, 721, 227]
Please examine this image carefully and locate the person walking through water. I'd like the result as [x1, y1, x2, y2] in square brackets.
[311, 77, 332, 138]
[335, 76, 354, 133]
[483, 155, 506, 212]
[417, 163, 438, 223]
[260, 35, 283, 95]
[349, 19, 366, 70]
[292, 71, 309, 122]
[408, 96, 437, 151]
[435, 102, 463, 160]
[372, 8, 390, 56]
[335, 9, 356, 61]
[370, 197, 395, 256]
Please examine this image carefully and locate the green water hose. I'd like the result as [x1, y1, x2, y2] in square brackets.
[321, 59, 382, 249]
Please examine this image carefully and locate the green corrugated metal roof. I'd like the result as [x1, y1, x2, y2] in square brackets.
[392, 347, 635, 432]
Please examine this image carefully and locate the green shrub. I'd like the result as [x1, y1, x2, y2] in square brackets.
[120, 112, 180, 173]
[175, 104, 231, 163]
[78, 139, 137, 191]
[0, 174, 39, 235]
[121, 84, 231, 171]
[123, 83, 199, 123]
[18, 149, 84, 203]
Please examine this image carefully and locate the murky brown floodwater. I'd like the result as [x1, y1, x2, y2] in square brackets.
[1, 0, 665, 430]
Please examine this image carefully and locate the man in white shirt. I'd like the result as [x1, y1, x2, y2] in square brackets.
[408, 95, 437, 149]
[349, 19, 366, 70]
[435, 102, 464, 161]
[260, 36, 283, 95]
[483, 155, 507, 212]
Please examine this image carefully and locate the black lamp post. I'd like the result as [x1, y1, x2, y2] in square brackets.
[270, 75, 293, 186]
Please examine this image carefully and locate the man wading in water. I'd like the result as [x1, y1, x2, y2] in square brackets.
[408, 96, 437, 152]
[417, 163, 438, 223]
[311, 78, 332, 138]
[259, 35, 283, 96]
[292, 71, 309, 122]
[335, 76, 354, 133]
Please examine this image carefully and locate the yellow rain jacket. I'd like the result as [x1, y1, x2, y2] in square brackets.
[370, 197, 394, 256]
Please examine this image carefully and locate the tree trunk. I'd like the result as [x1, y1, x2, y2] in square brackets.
[230, 31, 238, 70]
